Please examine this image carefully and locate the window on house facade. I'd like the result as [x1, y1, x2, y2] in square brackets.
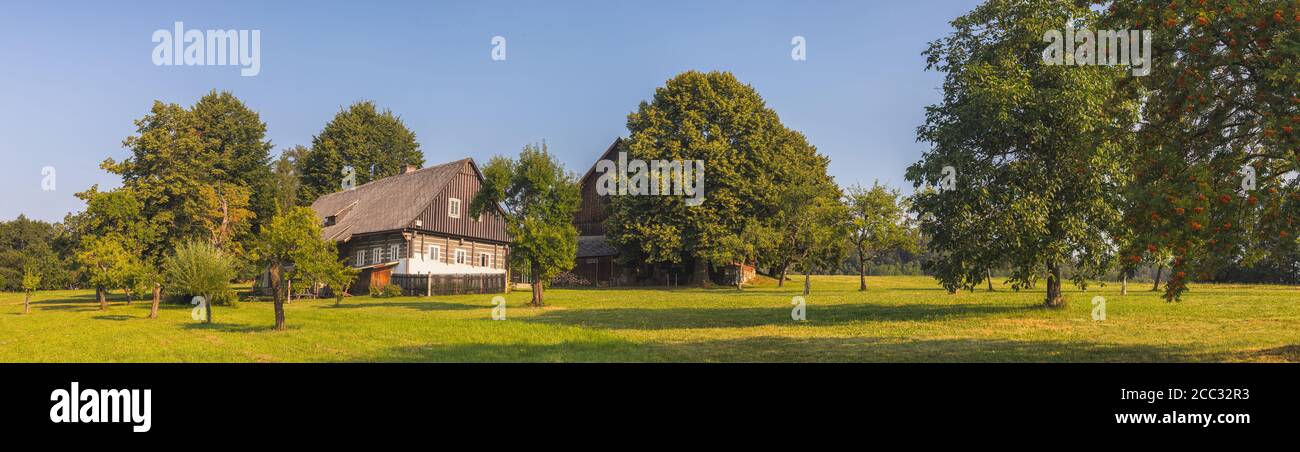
[448, 198, 461, 218]
[355, 249, 366, 267]
[429, 245, 441, 263]
[390, 244, 401, 261]
[373, 246, 383, 264]
[454, 249, 467, 265]
[479, 252, 490, 267]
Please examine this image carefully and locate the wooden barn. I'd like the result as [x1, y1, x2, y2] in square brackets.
[572, 138, 636, 286]
[309, 159, 510, 295]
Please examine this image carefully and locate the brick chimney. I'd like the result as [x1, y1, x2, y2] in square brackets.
[402, 164, 419, 174]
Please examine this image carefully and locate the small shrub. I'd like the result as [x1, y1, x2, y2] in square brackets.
[370, 284, 403, 298]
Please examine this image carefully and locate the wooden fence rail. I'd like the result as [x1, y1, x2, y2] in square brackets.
[390, 273, 506, 296]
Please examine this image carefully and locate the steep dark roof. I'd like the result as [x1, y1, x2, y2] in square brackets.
[310, 159, 470, 242]
[576, 235, 619, 258]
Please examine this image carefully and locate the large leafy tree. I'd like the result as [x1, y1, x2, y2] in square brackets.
[607, 71, 833, 285]
[296, 101, 424, 204]
[907, 0, 1140, 307]
[252, 207, 349, 330]
[101, 94, 260, 261]
[846, 183, 915, 291]
[469, 143, 580, 307]
[1104, 0, 1300, 300]
[190, 90, 276, 231]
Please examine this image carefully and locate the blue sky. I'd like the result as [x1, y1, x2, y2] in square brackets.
[0, 0, 982, 222]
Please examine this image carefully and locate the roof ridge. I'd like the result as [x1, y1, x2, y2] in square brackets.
[314, 158, 469, 202]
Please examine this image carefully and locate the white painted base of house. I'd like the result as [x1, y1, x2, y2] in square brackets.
[397, 258, 505, 275]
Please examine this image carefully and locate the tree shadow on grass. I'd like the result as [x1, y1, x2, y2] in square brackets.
[351, 336, 1208, 363]
[92, 315, 134, 321]
[180, 322, 288, 333]
[521, 302, 1032, 330]
[356, 340, 658, 362]
[643, 336, 1210, 363]
[320, 300, 482, 312]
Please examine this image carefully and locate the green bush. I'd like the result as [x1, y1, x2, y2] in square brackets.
[369, 284, 403, 298]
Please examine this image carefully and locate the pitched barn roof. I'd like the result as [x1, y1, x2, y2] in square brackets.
[576, 235, 619, 258]
[310, 159, 471, 242]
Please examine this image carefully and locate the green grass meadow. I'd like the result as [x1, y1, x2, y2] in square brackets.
[1, 276, 1297, 362]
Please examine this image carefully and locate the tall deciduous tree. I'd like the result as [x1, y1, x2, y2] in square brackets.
[469, 143, 580, 307]
[1105, 0, 1300, 300]
[102, 92, 261, 261]
[607, 71, 833, 285]
[252, 207, 348, 329]
[297, 101, 424, 204]
[846, 183, 914, 291]
[907, 0, 1139, 307]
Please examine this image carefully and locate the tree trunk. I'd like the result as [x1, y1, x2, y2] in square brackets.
[149, 283, 161, 319]
[1045, 265, 1064, 307]
[986, 269, 994, 292]
[803, 272, 811, 296]
[96, 286, 106, 311]
[530, 261, 544, 307]
[205, 292, 214, 324]
[1120, 272, 1128, 296]
[735, 265, 743, 291]
[24, 291, 30, 315]
[693, 259, 711, 287]
[270, 262, 286, 330]
[1152, 266, 1163, 291]
[777, 261, 789, 288]
[858, 253, 867, 291]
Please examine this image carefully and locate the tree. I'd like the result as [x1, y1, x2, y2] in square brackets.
[469, 143, 580, 307]
[78, 235, 145, 311]
[271, 145, 310, 214]
[0, 215, 73, 291]
[791, 197, 851, 295]
[607, 71, 834, 286]
[21, 266, 40, 315]
[252, 207, 348, 329]
[907, 0, 1139, 307]
[846, 183, 914, 291]
[163, 241, 235, 324]
[1104, 1, 1300, 300]
[102, 94, 259, 261]
[190, 90, 276, 232]
[317, 263, 359, 307]
[297, 101, 424, 204]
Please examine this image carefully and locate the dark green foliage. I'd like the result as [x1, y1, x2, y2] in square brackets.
[296, 101, 424, 204]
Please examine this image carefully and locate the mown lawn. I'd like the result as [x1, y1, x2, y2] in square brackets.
[1, 275, 1297, 362]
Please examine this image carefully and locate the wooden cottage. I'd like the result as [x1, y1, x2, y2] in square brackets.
[310, 159, 510, 295]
